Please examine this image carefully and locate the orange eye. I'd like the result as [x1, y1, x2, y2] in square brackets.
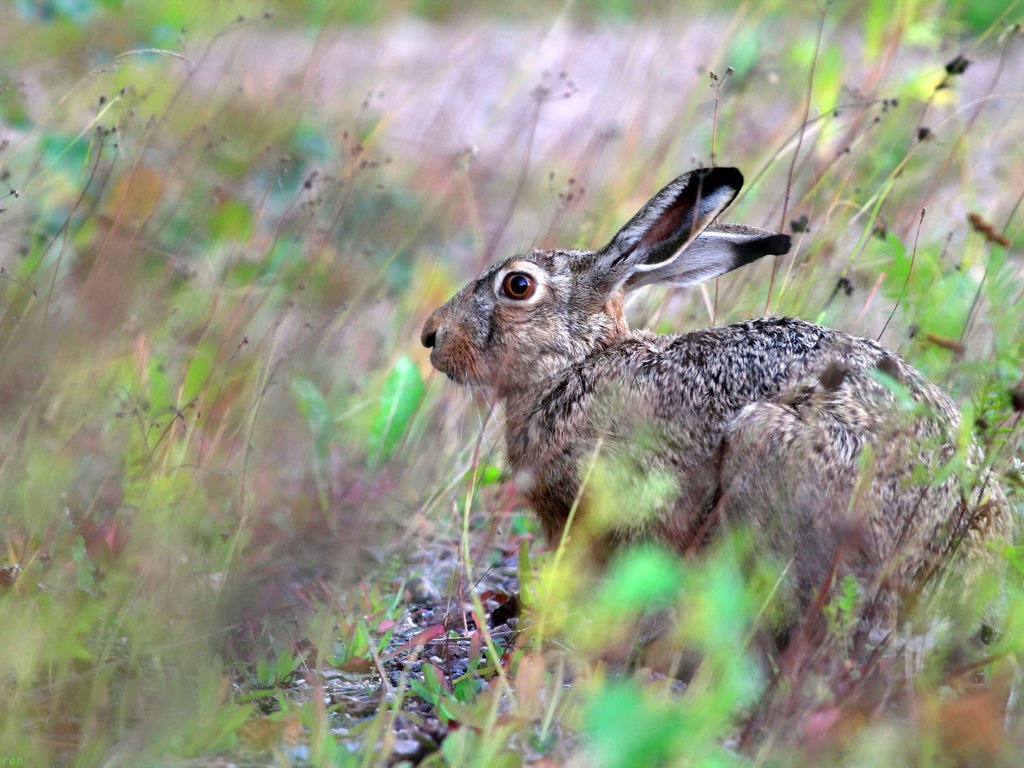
[502, 272, 536, 300]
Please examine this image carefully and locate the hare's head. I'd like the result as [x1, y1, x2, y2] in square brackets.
[421, 167, 790, 396]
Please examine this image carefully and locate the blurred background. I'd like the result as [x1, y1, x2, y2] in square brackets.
[0, 1, 1021, 765]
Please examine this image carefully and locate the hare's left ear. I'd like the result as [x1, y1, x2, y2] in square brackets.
[593, 167, 789, 293]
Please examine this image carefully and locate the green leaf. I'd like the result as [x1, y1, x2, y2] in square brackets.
[147, 356, 173, 415]
[71, 536, 97, 594]
[39, 130, 91, 182]
[274, 650, 297, 682]
[207, 198, 253, 242]
[453, 675, 483, 703]
[350, 621, 372, 659]
[725, 28, 761, 79]
[182, 340, 216, 405]
[955, 0, 1015, 32]
[862, 0, 889, 60]
[478, 464, 502, 486]
[600, 547, 682, 612]
[368, 355, 424, 464]
[0, 76, 31, 129]
[256, 657, 273, 686]
[585, 681, 679, 768]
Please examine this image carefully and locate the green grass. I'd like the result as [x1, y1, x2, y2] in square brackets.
[0, 1, 1022, 765]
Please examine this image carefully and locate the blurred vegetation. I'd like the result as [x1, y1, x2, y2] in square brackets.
[0, 0, 1022, 765]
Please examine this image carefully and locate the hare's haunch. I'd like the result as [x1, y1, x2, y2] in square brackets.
[422, 167, 1009, 631]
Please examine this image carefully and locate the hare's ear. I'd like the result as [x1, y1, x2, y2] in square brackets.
[624, 223, 791, 291]
[593, 167, 788, 293]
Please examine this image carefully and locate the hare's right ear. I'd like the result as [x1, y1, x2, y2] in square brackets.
[591, 167, 789, 294]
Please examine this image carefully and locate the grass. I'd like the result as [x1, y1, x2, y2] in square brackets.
[0, 0, 1022, 765]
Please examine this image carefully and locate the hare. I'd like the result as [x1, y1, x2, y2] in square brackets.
[421, 166, 1010, 635]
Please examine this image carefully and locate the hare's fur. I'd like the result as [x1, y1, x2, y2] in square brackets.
[422, 167, 1010, 631]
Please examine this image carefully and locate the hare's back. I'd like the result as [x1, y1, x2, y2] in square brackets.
[623, 317, 915, 422]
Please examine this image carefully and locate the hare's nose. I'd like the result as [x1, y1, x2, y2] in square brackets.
[421, 313, 440, 348]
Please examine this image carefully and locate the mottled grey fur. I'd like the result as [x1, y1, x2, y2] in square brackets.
[421, 167, 1010, 632]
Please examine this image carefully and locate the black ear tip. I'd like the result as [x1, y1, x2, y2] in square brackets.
[707, 166, 744, 191]
[694, 166, 744, 194]
[762, 234, 791, 255]
[685, 167, 743, 206]
[733, 233, 792, 267]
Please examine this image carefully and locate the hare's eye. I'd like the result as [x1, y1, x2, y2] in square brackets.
[502, 272, 536, 300]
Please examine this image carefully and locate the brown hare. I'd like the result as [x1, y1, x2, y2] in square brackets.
[421, 166, 1010, 636]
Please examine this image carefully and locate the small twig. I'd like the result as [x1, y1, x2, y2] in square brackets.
[769, 0, 832, 313]
[709, 67, 734, 167]
[1002, 182, 1024, 238]
[878, 208, 926, 342]
[368, 636, 394, 695]
[0, 266, 37, 297]
[55, 49, 191, 109]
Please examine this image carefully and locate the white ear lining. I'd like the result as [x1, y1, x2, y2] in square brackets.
[695, 185, 737, 218]
[626, 184, 738, 276]
[624, 228, 781, 290]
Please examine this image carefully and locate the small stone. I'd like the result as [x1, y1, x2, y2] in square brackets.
[405, 575, 440, 604]
[392, 738, 421, 756]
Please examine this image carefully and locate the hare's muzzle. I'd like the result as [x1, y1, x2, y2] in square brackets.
[421, 304, 466, 381]
[420, 308, 458, 380]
